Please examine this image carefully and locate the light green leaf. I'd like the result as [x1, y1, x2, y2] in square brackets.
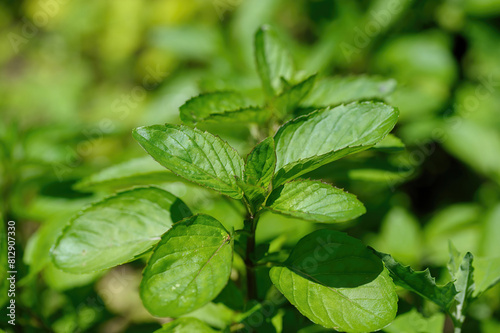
[52, 187, 191, 273]
[255, 25, 294, 97]
[154, 317, 219, 333]
[384, 309, 445, 333]
[133, 124, 245, 199]
[372, 134, 405, 152]
[141, 214, 232, 317]
[480, 204, 500, 257]
[270, 230, 398, 332]
[244, 137, 276, 189]
[443, 119, 500, 184]
[372, 207, 422, 266]
[473, 257, 500, 298]
[179, 91, 265, 125]
[43, 262, 101, 291]
[273, 75, 316, 117]
[181, 302, 235, 329]
[449, 252, 474, 326]
[376, 251, 457, 310]
[266, 180, 365, 223]
[206, 107, 268, 124]
[302, 76, 396, 108]
[74, 157, 180, 192]
[273, 102, 399, 186]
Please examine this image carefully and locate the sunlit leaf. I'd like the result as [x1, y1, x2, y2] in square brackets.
[273, 101, 399, 186]
[133, 124, 245, 199]
[384, 309, 445, 333]
[255, 25, 294, 97]
[52, 187, 191, 273]
[266, 179, 365, 223]
[141, 214, 232, 317]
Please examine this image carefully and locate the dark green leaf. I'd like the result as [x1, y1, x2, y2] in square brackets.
[266, 180, 365, 223]
[52, 187, 191, 273]
[270, 230, 398, 332]
[140, 214, 232, 317]
[376, 251, 457, 310]
[273, 102, 399, 186]
[133, 124, 245, 199]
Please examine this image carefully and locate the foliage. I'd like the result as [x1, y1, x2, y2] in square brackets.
[2, 1, 500, 332]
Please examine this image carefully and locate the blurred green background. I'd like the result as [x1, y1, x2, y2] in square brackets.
[1, 0, 500, 332]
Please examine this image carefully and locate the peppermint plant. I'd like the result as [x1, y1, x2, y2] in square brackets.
[52, 25, 410, 332]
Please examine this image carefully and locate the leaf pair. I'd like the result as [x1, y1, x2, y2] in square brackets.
[178, 26, 315, 126]
[52, 187, 234, 318]
[133, 101, 398, 220]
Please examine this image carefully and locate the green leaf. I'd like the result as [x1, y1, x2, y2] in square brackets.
[301, 76, 396, 108]
[133, 124, 245, 199]
[181, 302, 235, 329]
[384, 309, 445, 333]
[371, 207, 422, 266]
[255, 25, 294, 97]
[272, 75, 316, 117]
[179, 91, 266, 125]
[449, 252, 474, 326]
[273, 102, 399, 186]
[52, 187, 191, 273]
[480, 204, 500, 258]
[376, 251, 457, 310]
[206, 107, 268, 124]
[474, 257, 500, 298]
[74, 157, 180, 192]
[443, 119, 500, 184]
[372, 134, 405, 152]
[153, 317, 219, 333]
[270, 230, 398, 332]
[244, 137, 276, 189]
[43, 262, 101, 291]
[140, 214, 233, 317]
[266, 179, 365, 223]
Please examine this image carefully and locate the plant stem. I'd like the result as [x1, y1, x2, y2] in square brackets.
[244, 213, 259, 301]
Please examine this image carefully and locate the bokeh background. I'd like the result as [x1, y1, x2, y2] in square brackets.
[1, 0, 500, 332]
